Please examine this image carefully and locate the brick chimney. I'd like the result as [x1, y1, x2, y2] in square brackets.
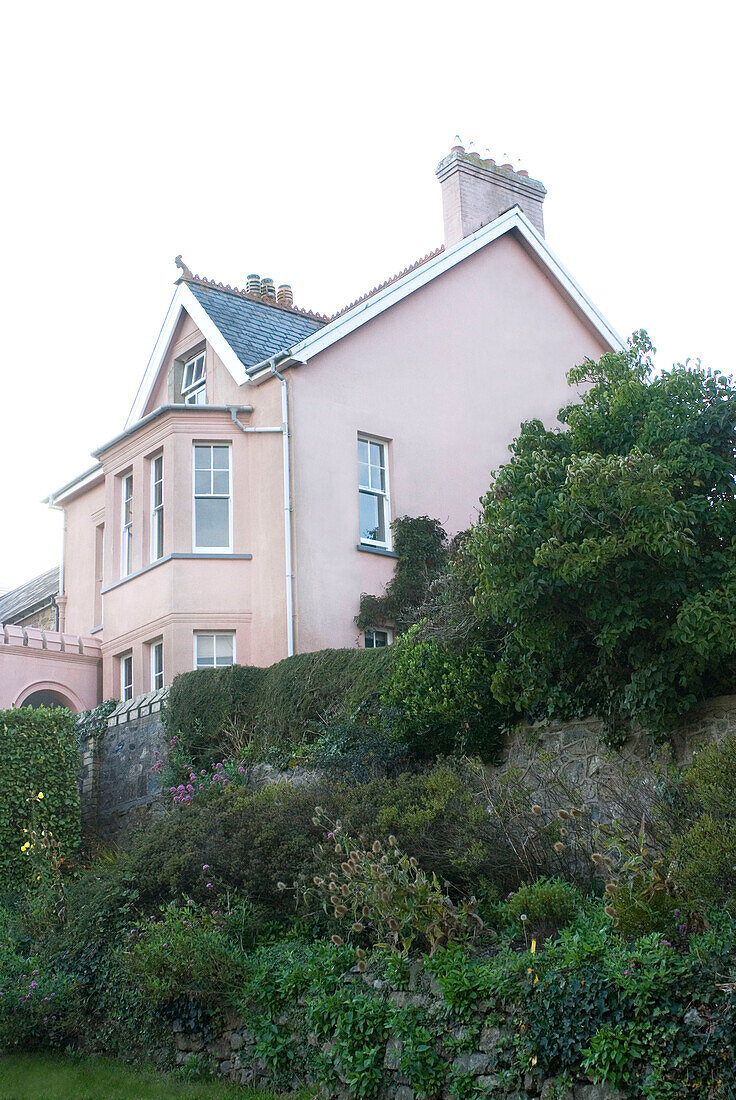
[436, 145, 546, 246]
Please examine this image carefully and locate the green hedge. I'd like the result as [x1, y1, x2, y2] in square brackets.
[0, 707, 81, 876]
[164, 648, 394, 763]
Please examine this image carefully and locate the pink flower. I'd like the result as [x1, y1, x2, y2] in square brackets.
[206, 883, 212, 888]
[202, 864, 209, 871]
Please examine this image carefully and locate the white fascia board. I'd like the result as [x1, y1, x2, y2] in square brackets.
[46, 463, 104, 506]
[125, 283, 249, 428]
[269, 208, 624, 368]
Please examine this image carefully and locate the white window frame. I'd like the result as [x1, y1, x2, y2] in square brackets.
[182, 351, 206, 405]
[150, 453, 164, 562]
[358, 436, 391, 549]
[150, 639, 164, 691]
[194, 631, 236, 670]
[120, 653, 133, 701]
[364, 628, 393, 649]
[121, 473, 133, 578]
[192, 443, 233, 553]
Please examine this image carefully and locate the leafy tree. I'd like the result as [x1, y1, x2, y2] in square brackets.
[468, 332, 736, 735]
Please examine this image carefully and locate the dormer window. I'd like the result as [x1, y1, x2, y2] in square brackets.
[182, 351, 206, 405]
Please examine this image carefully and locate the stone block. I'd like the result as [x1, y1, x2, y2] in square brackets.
[384, 1036, 403, 1070]
[61, 633, 82, 653]
[219, 1060, 231, 1075]
[3, 624, 24, 646]
[394, 1088, 415, 1100]
[574, 1085, 627, 1100]
[479, 1024, 502, 1052]
[25, 627, 46, 649]
[229, 1032, 243, 1050]
[452, 1051, 489, 1075]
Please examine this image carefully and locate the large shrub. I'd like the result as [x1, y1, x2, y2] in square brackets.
[0, 707, 81, 876]
[165, 648, 393, 764]
[467, 333, 736, 735]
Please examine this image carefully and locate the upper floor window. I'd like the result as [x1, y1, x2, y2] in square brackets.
[195, 631, 235, 670]
[151, 454, 164, 561]
[120, 653, 133, 701]
[121, 473, 133, 578]
[364, 628, 392, 648]
[358, 437, 390, 547]
[193, 444, 231, 551]
[150, 639, 164, 691]
[182, 351, 206, 405]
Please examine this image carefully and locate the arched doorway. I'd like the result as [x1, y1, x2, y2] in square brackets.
[14, 681, 84, 713]
[20, 689, 75, 710]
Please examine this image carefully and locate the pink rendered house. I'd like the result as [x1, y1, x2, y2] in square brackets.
[0, 145, 623, 711]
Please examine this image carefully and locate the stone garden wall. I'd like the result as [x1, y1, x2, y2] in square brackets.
[80, 689, 168, 840]
[172, 969, 625, 1099]
[80, 692, 736, 843]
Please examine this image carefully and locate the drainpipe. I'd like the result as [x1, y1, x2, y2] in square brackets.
[227, 388, 294, 657]
[47, 494, 66, 633]
[270, 362, 295, 658]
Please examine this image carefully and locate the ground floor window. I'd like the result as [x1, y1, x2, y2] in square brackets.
[194, 632, 235, 669]
[120, 653, 133, 700]
[364, 628, 392, 648]
[150, 640, 164, 690]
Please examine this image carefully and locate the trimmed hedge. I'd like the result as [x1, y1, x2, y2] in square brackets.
[164, 648, 394, 764]
[0, 707, 81, 875]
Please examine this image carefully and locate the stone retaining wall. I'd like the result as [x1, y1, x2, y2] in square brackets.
[172, 971, 626, 1099]
[82, 692, 736, 843]
[80, 689, 168, 839]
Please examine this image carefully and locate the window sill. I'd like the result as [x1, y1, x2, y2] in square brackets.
[356, 543, 398, 559]
[101, 552, 252, 594]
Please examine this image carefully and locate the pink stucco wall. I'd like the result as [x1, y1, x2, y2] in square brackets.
[0, 626, 100, 712]
[287, 231, 608, 654]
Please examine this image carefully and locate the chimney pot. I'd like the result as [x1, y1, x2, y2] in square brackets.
[277, 284, 293, 307]
[517, 169, 529, 177]
[260, 277, 276, 300]
[501, 163, 514, 171]
[246, 273, 260, 295]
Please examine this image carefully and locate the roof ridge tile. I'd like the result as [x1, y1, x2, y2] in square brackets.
[330, 245, 445, 320]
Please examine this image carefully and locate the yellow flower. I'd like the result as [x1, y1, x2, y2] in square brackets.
[37, 792, 44, 800]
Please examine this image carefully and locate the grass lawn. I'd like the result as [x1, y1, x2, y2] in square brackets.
[0, 1054, 308, 1100]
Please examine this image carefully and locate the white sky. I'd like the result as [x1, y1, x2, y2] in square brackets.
[1, 0, 733, 590]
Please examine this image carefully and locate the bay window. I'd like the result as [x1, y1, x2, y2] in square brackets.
[193, 444, 231, 552]
[151, 454, 164, 561]
[121, 473, 133, 577]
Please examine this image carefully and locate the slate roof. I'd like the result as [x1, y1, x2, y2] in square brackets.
[0, 566, 60, 625]
[185, 280, 326, 371]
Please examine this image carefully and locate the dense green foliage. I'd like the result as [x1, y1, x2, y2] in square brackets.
[356, 515, 449, 634]
[0, 706, 81, 876]
[2, 734, 736, 1095]
[165, 648, 393, 764]
[469, 333, 736, 734]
